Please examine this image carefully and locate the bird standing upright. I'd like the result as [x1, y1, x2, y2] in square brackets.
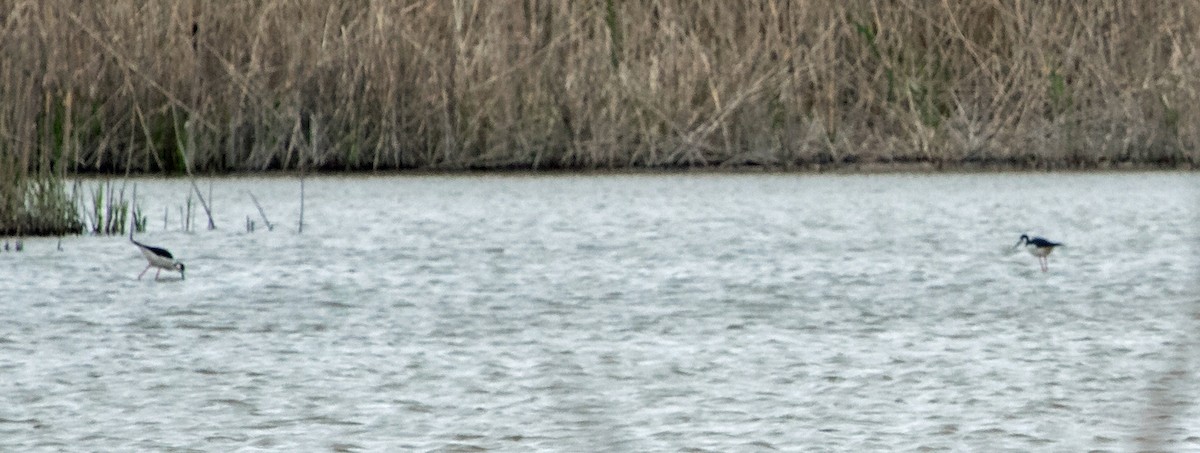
[131, 237, 186, 280]
[1013, 234, 1062, 272]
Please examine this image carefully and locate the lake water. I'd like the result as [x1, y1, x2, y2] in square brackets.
[2, 172, 1198, 452]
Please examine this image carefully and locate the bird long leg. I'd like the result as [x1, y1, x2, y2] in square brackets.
[138, 265, 151, 279]
[155, 269, 162, 280]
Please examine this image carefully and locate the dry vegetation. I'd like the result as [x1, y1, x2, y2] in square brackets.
[1, 0, 1197, 177]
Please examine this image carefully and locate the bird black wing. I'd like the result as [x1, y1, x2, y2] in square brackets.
[131, 239, 174, 259]
[1029, 237, 1062, 247]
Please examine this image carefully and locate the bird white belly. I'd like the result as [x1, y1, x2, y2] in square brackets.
[1026, 245, 1053, 258]
[141, 249, 176, 269]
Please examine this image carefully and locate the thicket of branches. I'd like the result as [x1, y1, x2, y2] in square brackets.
[2, 0, 1197, 175]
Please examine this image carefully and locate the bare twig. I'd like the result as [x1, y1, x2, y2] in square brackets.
[247, 192, 274, 231]
[298, 173, 306, 234]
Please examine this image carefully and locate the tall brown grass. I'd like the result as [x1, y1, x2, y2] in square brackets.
[0, 0, 76, 234]
[0, 0, 1197, 174]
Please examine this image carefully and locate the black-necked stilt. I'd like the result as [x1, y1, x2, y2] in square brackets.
[131, 238, 185, 280]
[1014, 234, 1062, 272]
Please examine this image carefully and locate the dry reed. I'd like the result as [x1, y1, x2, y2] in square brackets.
[0, 0, 1196, 176]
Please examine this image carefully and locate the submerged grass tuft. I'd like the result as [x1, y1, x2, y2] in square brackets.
[0, 176, 84, 237]
[83, 180, 131, 236]
[0, 153, 83, 237]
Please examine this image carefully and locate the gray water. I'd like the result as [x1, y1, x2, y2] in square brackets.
[2, 172, 1198, 452]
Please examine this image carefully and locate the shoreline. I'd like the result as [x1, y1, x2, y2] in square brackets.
[8, 165, 1193, 238]
[62, 160, 1198, 179]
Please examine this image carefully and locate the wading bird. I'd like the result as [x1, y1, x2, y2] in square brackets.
[1014, 234, 1062, 272]
[132, 238, 186, 280]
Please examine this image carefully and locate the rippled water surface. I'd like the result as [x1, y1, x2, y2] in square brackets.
[2, 172, 1198, 451]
